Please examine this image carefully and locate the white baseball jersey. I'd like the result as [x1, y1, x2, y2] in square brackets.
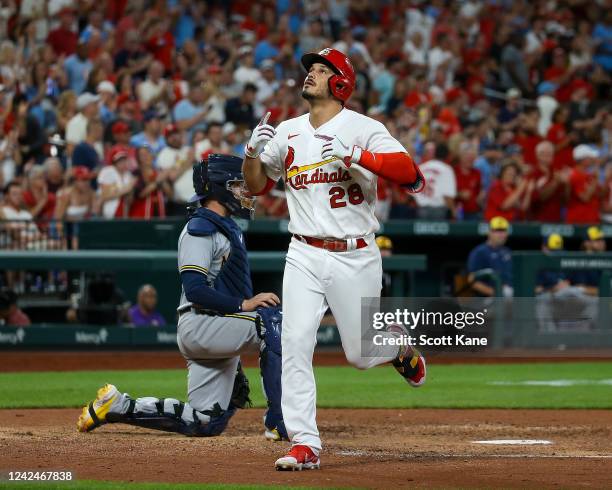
[412, 159, 457, 207]
[259, 108, 406, 239]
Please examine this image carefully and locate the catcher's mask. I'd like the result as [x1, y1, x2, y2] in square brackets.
[190, 154, 255, 220]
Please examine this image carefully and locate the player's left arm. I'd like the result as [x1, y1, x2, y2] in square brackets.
[321, 122, 425, 193]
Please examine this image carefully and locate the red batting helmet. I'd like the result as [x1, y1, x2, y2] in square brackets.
[301, 48, 355, 102]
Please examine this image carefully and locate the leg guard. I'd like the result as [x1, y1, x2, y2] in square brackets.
[230, 362, 252, 409]
[257, 305, 288, 440]
[106, 397, 236, 437]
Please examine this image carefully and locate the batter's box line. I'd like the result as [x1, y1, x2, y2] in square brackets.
[335, 450, 612, 460]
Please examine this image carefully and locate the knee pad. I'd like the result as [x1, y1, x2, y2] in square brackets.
[257, 305, 288, 440]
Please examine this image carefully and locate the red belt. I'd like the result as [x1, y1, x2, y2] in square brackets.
[293, 234, 367, 252]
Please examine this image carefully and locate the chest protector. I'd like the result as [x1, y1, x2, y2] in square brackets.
[187, 208, 253, 299]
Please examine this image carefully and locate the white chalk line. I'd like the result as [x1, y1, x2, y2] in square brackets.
[336, 450, 612, 459]
[488, 379, 612, 387]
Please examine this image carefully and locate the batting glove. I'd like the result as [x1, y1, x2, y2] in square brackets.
[245, 112, 276, 159]
[320, 134, 362, 168]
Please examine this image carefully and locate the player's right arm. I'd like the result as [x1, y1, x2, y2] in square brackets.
[242, 112, 280, 195]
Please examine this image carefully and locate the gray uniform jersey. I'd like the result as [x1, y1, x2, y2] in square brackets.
[174, 223, 260, 413]
[177, 224, 231, 310]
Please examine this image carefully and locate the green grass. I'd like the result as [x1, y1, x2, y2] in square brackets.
[0, 482, 337, 490]
[1, 363, 611, 409]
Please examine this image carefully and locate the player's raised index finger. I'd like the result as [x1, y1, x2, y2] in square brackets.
[259, 111, 271, 126]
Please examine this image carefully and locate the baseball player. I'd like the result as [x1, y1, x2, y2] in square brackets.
[242, 48, 427, 471]
[77, 154, 287, 441]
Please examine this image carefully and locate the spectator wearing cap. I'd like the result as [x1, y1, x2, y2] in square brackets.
[454, 141, 483, 220]
[136, 60, 169, 113]
[413, 142, 457, 220]
[172, 81, 210, 144]
[129, 111, 165, 159]
[225, 83, 258, 129]
[46, 7, 77, 57]
[63, 41, 93, 95]
[65, 92, 100, 154]
[156, 124, 194, 214]
[129, 146, 171, 218]
[97, 81, 117, 125]
[467, 216, 513, 298]
[484, 161, 533, 222]
[234, 45, 263, 87]
[566, 145, 602, 224]
[568, 227, 607, 297]
[72, 118, 104, 172]
[474, 142, 504, 193]
[527, 141, 569, 223]
[256, 59, 280, 107]
[0, 289, 31, 327]
[97, 148, 135, 219]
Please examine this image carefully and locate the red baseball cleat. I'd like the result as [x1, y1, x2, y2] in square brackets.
[275, 445, 320, 471]
[393, 346, 427, 387]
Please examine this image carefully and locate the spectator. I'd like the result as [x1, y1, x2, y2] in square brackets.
[454, 141, 482, 220]
[225, 83, 257, 129]
[172, 81, 209, 144]
[22, 165, 56, 220]
[467, 216, 513, 298]
[66, 92, 100, 153]
[97, 148, 134, 219]
[602, 161, 612, 224]
[63, 41, 93, 95]
[46, 7, 77, 57]
[129, 146, 171, 218]
[114, 29, 152, 80]
[566, 145, 602, 224]
[500, 31, 531, 95]
[568, 227, 607, 297]
[0, 289, 31, 326]
[484, 162, 533, 222]
[96, 81, 117, 125]
[129, 111, 165, 159]
[55, 166, 97, 221]
[136, 60, 169, 113]
[0, 130, 20, 189]
[156, 124, 194, 214]
[2, 181, 33, 221]
[546, 106, 576, 169]
[413, 142, 457, 219]
[498, 88, 522, 129]
[44, 157, 65, 194]
[474, 143, 504, 193]
[56, 91, 78, 138]
[194, 122, 231, 160]
[13, 95, 46, 165]
[234, 46, 263, 87]
[128, 284, 166, 327]
[72, 118, 104, 172]
[527, 141, 569, 222]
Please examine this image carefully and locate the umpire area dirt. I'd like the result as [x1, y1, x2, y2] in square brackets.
[1, 408, 611, 489]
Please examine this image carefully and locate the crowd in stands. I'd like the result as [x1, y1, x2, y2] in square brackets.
[0, 0, 610, 226]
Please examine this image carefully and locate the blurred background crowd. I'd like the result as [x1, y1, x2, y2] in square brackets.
[0, 0, 611, 225]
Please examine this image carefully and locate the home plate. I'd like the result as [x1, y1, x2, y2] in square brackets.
[472, 440, 552, 445]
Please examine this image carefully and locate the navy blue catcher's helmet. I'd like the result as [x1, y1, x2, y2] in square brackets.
[190, 154, 255, 219]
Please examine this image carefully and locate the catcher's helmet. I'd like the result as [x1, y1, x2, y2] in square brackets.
[190, 154, 255, 219]
[301, 48, 355, 102]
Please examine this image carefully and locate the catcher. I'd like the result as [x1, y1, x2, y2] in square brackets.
[76, 154, 287, 440]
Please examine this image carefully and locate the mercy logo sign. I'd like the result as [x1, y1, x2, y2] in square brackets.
[0, 328, 25, 345]
[75, 328, 108, 345]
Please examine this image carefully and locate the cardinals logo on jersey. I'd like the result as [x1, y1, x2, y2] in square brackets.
[285, 146, 295, 171]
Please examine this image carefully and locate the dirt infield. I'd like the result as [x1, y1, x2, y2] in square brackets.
[4, 349, 612, 372]
[1, 408, 611, 489]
